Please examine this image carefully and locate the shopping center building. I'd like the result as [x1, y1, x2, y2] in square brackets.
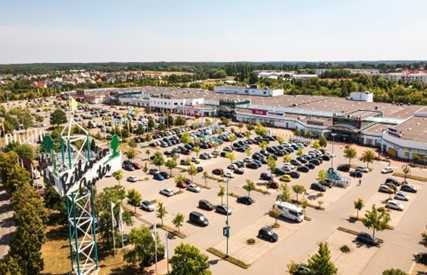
[79, 86, 427, 162]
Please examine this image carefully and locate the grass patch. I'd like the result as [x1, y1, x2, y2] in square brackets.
[194, 182, 211, 190]
[292, 199, 325, 211]
[157, 224, 186, 239]
[340, 245, 351, 253]
[253, 187, 270, 195]
[206, 247, 250, 269]
[392, 172, 427, 182]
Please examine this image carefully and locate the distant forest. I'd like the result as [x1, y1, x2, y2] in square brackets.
[0, 61, 426, 74]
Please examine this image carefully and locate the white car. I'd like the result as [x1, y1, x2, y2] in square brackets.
[224, 172, 234, 178]
[394, 191, 409, 201]
[127, 176, 138, 183]
[187, 184, 201, 193]
[386, 200, 404, 211]
[356, 166, 369, 173]
[381, 167, 394, 174]
[160, 188, 176, 197]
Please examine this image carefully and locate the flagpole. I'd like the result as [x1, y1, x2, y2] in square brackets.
[110, 202, 116, 254]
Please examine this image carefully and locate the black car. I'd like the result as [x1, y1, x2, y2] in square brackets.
[400, 184, 417, 193]
[189, 211, 209, 226]
[257, 227, 278, 242]
[149, 168, 159, 175]
[246, 162, 260, 169]
[297, 166, 309, 173]
[355, 232, 379, 246]
[322, 155, 331, 161]
[306, 163, 315, 170]
[350, 170, 363, 178]
[289, 171, 300, 179]
[237, 196, 255, 205]
[290, 159, 301, 166]
[198, 200, 214, 211]
[310, 159, 321, 166]
[215, 205, 231, 215]
[159, 171, 169, 179]
[311, 182, 327, 192]
[320, 179, 333, 188]
[337, 164, 350, 172]
[260, 172, 272, 181]
[385, 178, 400, 187]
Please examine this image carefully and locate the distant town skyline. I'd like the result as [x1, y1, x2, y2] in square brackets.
[1, 0, 427, 64]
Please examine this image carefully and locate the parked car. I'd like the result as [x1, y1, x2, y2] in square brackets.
[385, 178, 400, 187]
[356, 232, 379, 246]
[160, 188, 175, 197]
[279, 175, 291, 182]
[189, 211, 209, 226]
[289, 171, 300, 179]
[260, 172, 272, 181]
[350, 170, 363, 178]
[394, 191, 409, 201]
[381, 167, 394, 174]
[257, 227, 278, 242]
[337, 164, 350, 172]
[297, 166, 309, 173]
[311, 182, 327, 192]
[159, 171, 169, 179]
[149, 168, 159, 175]
[126, 176, 138, 183]
[153, 173, 165, 181]
[378, 184, 394, 194]
[212, 168, 224, 176]
[400, 184, 417, 193]
[198, 199, 214, 211]
[237, 196, 255, 205]
[386, 200, 404, 211]
[140, 200, 155, 212]
[187, 184, 201, 193]
[356, 166, 369, 173]
[215, 204, 232, 215]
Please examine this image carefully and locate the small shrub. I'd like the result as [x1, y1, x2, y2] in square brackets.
[340, 245, 351, 253]
[246, 238, 256, 245]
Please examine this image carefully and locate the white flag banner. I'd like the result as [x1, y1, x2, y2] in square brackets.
[118, 205, 124, 234]
[110, 202, 117, 228]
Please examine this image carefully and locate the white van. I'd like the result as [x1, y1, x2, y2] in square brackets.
[274, 201, 304, 223]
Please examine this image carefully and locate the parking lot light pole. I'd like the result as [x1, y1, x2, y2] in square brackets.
[331, 133, 336, 169]
[225, 177, 230, 257]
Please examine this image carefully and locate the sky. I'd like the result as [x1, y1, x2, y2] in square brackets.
[1, 0, 426, 64]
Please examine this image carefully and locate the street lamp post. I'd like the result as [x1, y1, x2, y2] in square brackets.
[224, 177, 230, 257]
[331, 133, 336, 169]
[152, 224, 158, 275]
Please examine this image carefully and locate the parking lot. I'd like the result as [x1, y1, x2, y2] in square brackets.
[94, 120, 427, 275]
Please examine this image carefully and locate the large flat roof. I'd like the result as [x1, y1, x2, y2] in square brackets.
[393, 115, 427, 143]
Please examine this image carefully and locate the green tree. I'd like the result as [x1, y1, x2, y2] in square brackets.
[193, 146, 201, 158]
[354, 198, 364, 219]
[254, 123, 268, 136]
[362, 205, 391, 240]
[276, 135, 285, 145]
[218, 185, 225, 205]
[245, 147, 252, 157]
[307, 242, 338, 275]
[296, 148, 304, 157]
[172, 213, 184, 233]
[124, 227, 165, 271]
[317, 169, 327, 183]
[243, 180, 255, 198]
[267, 155, 277, 177]
[319, 135, 327, 148]
[259, 140, 268, 151]
[401, 165, 410, 183]
[152, 151, 165, 171]
[283, 154, 292, 164]
[188, 164, 197, 183]
[97, 185, 133, 252]
[312, 140, 321, 150]
[181, 132, 193, 144]
[292, 185, 306, 202]
[225, 151, 236, 164]
[4, 143, 34, 161]
[127, 189, 142, 213]
[382, 268, 408, 275]
[126, 148, 136, 159]
[50, 108, 67, 126]
[156, 202, 167, 225]
[112, 170, 123, 185]
[344, 146, 357, 165]
[279, 183, 291, 202]
[165, 158, 177, 176]
[170, 243, 211, 275]
[360, 150, 375, 169]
